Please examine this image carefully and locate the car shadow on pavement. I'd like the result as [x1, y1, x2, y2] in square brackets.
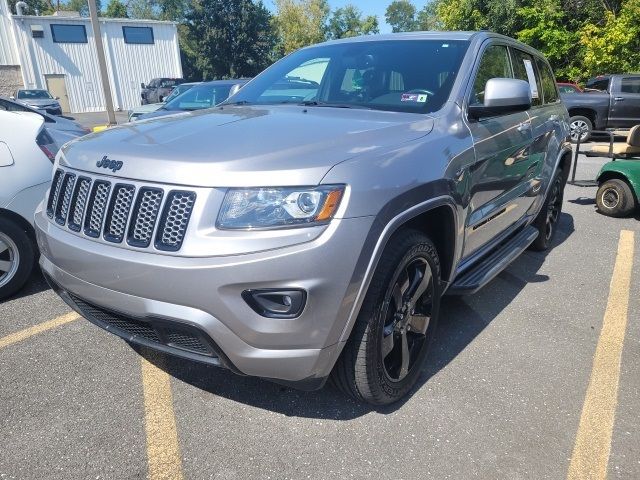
[139, 212, 575, 419]
[6, 268, 50, 301]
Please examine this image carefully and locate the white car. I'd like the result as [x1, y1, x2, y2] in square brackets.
[0, 110, 58, 299]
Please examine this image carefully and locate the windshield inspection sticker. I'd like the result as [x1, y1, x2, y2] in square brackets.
[401, 93, 428, 103]
[522, 59, 539, 99]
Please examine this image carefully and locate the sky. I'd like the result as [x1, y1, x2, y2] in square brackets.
[264, 0, 432, 34]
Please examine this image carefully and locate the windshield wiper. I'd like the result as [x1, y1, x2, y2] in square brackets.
[298, 101, 372, 110]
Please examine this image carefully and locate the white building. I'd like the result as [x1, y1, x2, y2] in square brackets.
[0, 0, 183, 113]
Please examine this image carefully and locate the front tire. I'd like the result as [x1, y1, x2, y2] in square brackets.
[0, 217, 36, 300]
[596, 179, 636, 217]
[332, 230, 441, 405]
[569, 115, 593, 143]
[529, 172, 564, 251]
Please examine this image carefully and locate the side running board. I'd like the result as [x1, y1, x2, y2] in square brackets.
[447, 226, 538, 295]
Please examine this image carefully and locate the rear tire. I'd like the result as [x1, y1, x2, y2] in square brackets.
[331, 230, 441, 405]
[596, 179, 636, 217]
[569, 115, 593, 143]
[529, 172, 564, 252]
[0, 217, 35, 300]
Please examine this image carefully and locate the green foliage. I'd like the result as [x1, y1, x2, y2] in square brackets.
[579, 0, 640, 77]
[328, 4, 379, 39]
[184, 0, 277, 80]
[8, 0, 53, 15]
[273, 0, 330, 54]
[104, 0, 127, 18]
[385, 0, 417, 32]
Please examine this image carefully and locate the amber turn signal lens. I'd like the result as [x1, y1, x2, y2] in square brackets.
[316, 189, 343, 221]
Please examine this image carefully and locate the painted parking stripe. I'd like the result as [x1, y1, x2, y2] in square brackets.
[567, 229, 635, 480]
[0, 312, 79, 349]
[141, 352, 184, 480]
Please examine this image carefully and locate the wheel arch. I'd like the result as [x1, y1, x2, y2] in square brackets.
[337, 196, 459, 344]
[567, 108, 597, 126]
[0, 208, 37, 244]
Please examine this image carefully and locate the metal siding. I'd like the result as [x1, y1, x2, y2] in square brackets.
[0, 0, 19, 65]
[10, 16, 180, 113]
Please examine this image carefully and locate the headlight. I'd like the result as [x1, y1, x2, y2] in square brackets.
[217, 185, 344, 229]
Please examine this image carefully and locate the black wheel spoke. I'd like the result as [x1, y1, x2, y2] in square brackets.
[381, 330, 395, 358]
[399, 329, 409, 379]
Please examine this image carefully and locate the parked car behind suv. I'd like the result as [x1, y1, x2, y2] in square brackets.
[36, 32, 571, 405]
[140, 78, 184, 104]
[129, 82, 199, 121]
[0, 111, 59, 299]
[137, 79, 249, 120]
[12, 89, 62, 116]
[561, 74, 640, 142]
[0, 96, 89, 146]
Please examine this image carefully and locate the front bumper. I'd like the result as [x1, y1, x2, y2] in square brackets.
[35, 210, 374, 386]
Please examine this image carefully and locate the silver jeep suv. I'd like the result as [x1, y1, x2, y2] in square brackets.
[36, 32, 571, 405]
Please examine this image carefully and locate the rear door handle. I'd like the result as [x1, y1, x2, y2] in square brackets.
[614, 97, 624, 101]
[517, 122, 531, 132]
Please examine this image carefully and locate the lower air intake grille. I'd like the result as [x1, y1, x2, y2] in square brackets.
[67, 293, 216, 357]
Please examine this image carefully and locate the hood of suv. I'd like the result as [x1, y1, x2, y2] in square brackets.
[59, 105, 434, 187]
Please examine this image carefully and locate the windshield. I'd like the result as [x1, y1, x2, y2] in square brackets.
[164, 84, 195, 103]
[163, 84, 233, 111]
[18, 90, 53, 100]
[224, 40, 469, 113]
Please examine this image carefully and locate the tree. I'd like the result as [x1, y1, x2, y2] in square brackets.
[8, 0, 53, 15]
[385, 0, 417, 32]
[328, 4, 379, 39]
[184, 0, 277, 80]
[61, 0, 101, 16]
[273, 0, 330, 54]
[105, 0, 127, 17]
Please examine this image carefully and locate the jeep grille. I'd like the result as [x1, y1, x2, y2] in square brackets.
[47, 169, 196, 252]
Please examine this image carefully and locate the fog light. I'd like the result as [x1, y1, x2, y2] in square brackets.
[242, 289, 306, 319]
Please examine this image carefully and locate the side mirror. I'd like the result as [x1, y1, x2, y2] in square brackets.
[468, 78, 532, 119]
[141, 83, 145, 89]
[228, 83, 243, 97]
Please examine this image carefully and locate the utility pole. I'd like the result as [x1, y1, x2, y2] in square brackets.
[88, 0, 117, 125]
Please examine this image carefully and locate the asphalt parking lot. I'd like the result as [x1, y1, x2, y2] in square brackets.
[1, 151, 638, 480]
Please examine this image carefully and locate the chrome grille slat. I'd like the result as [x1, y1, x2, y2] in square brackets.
[104, 184, 135, 243]
[84, 181, 111, 238]
[127, 188, 164, 248]
[55, 173, 76, 225]
[68, 177, 92, 232]
[46, 169, 64, 218]
[156, 191, 196, 251]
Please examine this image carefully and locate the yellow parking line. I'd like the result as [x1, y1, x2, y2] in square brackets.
[141, 352, 184, 480]
[567, 230, 635, 480]
[0, 312, 79, 349]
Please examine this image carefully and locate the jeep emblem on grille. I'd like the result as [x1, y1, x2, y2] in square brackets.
[96, 156, 123, 173]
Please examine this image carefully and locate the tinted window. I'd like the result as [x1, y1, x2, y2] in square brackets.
[558, 85, 579, 94]
[471, 45, 511, 106]
[227, 40, 470, 114]
[586, 78, 609, 92]
[164, 84, 195, 103]
[123, 26, 154, 44]
[511, 49, 542, 106]
[535, 58, 559, 104]
[51, 24, 87, 43]
[621, 77, 640, 94]
[17, 90, 53, 99]
[164, 85, 233, 111]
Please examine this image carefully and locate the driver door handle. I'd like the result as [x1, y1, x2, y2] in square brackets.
[614, 97, 624, 101]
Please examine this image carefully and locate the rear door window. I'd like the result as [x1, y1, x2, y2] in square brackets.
[510, 49, 542, 107]
[535, 58, 559, 104]
[620, 77, 640, 94]
[470, 45, 512, 106]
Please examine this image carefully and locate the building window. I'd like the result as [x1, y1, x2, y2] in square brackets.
[122, 26, 154, 44]
[50, 24, 87, 43]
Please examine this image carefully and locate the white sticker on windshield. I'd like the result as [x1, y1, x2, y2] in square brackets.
[523, 59, 539, 99]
